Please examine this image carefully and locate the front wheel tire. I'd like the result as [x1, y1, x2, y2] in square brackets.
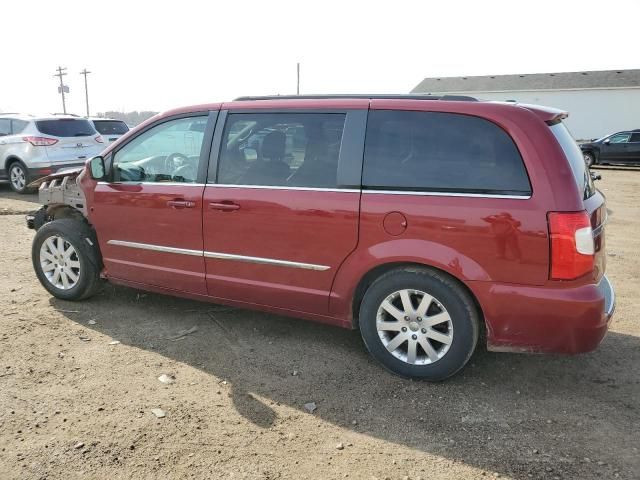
[32, 219, 103, 301]
[359, 268, 479, 381]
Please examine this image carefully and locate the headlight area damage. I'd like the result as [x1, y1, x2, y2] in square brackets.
[25, 167, 88, 231]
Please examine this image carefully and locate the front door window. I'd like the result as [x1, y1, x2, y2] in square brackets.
[608, 133, 630, 144]
[113, 116, 208, 183]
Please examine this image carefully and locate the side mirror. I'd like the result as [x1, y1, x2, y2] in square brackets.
[603, 139, 610, 145]
[89, 156, 106, 180]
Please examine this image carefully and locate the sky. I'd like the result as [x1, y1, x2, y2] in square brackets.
[1, 0, 638, 115]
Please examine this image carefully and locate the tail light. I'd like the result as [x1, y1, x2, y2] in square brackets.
[548, 211, 594, 280]
[22, 136, 58, 146]
[95, 135, 104, 143]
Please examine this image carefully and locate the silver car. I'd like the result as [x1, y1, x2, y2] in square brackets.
[0, 114, 104, 193]
[87, 118, 130, 145]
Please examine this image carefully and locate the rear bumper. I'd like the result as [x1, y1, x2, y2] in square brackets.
[471, 275, 615, 354]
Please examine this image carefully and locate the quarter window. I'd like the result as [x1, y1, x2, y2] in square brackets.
[363, 110, 531, 195]
[112, 116, 207, 183]
[217, 113, 346, 188]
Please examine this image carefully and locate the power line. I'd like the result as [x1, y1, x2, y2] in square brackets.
[80, 68, 91, 116]
[53, 66, 68, 114]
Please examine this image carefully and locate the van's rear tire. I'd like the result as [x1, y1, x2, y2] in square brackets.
[32, 219, 103, 301]
[8, 161, 30, 194]
[359, 267, 479, 381]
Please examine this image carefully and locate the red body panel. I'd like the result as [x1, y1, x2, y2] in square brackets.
[469, 280, 610, 353]
[328, 193, 549, 316]
[89, 182, 207, 295]
[75, 97, 613, 355]
[202, 187, 359, 315]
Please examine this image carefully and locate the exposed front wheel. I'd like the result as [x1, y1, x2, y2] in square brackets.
[9, 161, 29, 193]
[359, 268, 479, 380]
[32, 219, 103, 301]
[583, 152, 595, 168]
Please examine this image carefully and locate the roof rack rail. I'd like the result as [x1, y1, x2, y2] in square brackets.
[233, 94, 478, 102]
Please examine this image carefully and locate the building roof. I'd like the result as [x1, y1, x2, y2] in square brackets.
[411, 69, 640, 93]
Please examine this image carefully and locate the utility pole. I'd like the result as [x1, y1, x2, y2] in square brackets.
[54, 66, 68, 114]
[80, 68, 91, 116]
[296, 62, 300, 95]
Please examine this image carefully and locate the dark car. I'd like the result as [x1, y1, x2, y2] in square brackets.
[26, 95, 615, 381]
[580, 129, 640, 167]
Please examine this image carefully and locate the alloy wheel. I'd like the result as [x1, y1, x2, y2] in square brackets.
[376, 289, 453, 365]
[10, 164, 26, 190]
[39, 235, 81, 290]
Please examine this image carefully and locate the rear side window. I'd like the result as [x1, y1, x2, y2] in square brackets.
[630, 132, 640, 142]
[92, 120, 129, 135]
[363, 110, 531, 195]
[36, 119, 95, 137]
[550, 123, 595, 200]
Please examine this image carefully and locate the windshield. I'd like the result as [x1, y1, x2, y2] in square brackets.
[550, 122, 595, 200]
[36, 119, 95, 137]
[92, 120, 129, 135]
[594, 133, 612, 143]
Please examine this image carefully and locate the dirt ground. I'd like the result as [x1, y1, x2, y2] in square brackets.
[0, 168, 638, 480]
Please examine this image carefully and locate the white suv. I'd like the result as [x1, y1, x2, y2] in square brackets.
[87, 118, 130, 145]
[0, 114, 104, 193]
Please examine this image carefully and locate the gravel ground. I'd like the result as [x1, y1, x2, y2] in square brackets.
[0, 169, 638, 480]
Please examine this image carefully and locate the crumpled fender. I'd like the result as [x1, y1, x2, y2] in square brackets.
[27, 166, 84, 188]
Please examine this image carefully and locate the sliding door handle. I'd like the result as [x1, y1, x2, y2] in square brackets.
[209, 201, 240, 211]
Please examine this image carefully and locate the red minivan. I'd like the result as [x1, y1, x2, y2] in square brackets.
[27, 95, 615, 380]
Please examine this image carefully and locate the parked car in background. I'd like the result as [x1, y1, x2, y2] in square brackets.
[26, 95, 614, 380]
[88, 118, 130, 145]
[580, 129, 640, 166]
[0, 114, 104, 193]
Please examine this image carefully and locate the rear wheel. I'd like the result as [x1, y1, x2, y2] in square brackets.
[32, 219, 103, 301]
[8, 161, 29, 193]
[358, 267, 479, 381]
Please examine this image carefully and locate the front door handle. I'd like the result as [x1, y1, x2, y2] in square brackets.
[167, 200, 195, 209]
[209, 201, 240, 211]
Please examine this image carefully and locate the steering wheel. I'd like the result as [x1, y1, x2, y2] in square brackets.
[164, 152, 189, 174]
[173, 164, 198, 182]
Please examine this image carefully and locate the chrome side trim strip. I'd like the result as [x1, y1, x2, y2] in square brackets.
[98, 182, 206, 187]
[107, 240, 202, 257]
[203, 251, 330, 271]
[107, 240, 330, 271]
[97, 181, 528, 199]
[362, 189, 531, 200]
[207, 183, 360, 193]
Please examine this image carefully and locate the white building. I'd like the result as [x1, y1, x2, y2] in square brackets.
[411, 69, 640, 141]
